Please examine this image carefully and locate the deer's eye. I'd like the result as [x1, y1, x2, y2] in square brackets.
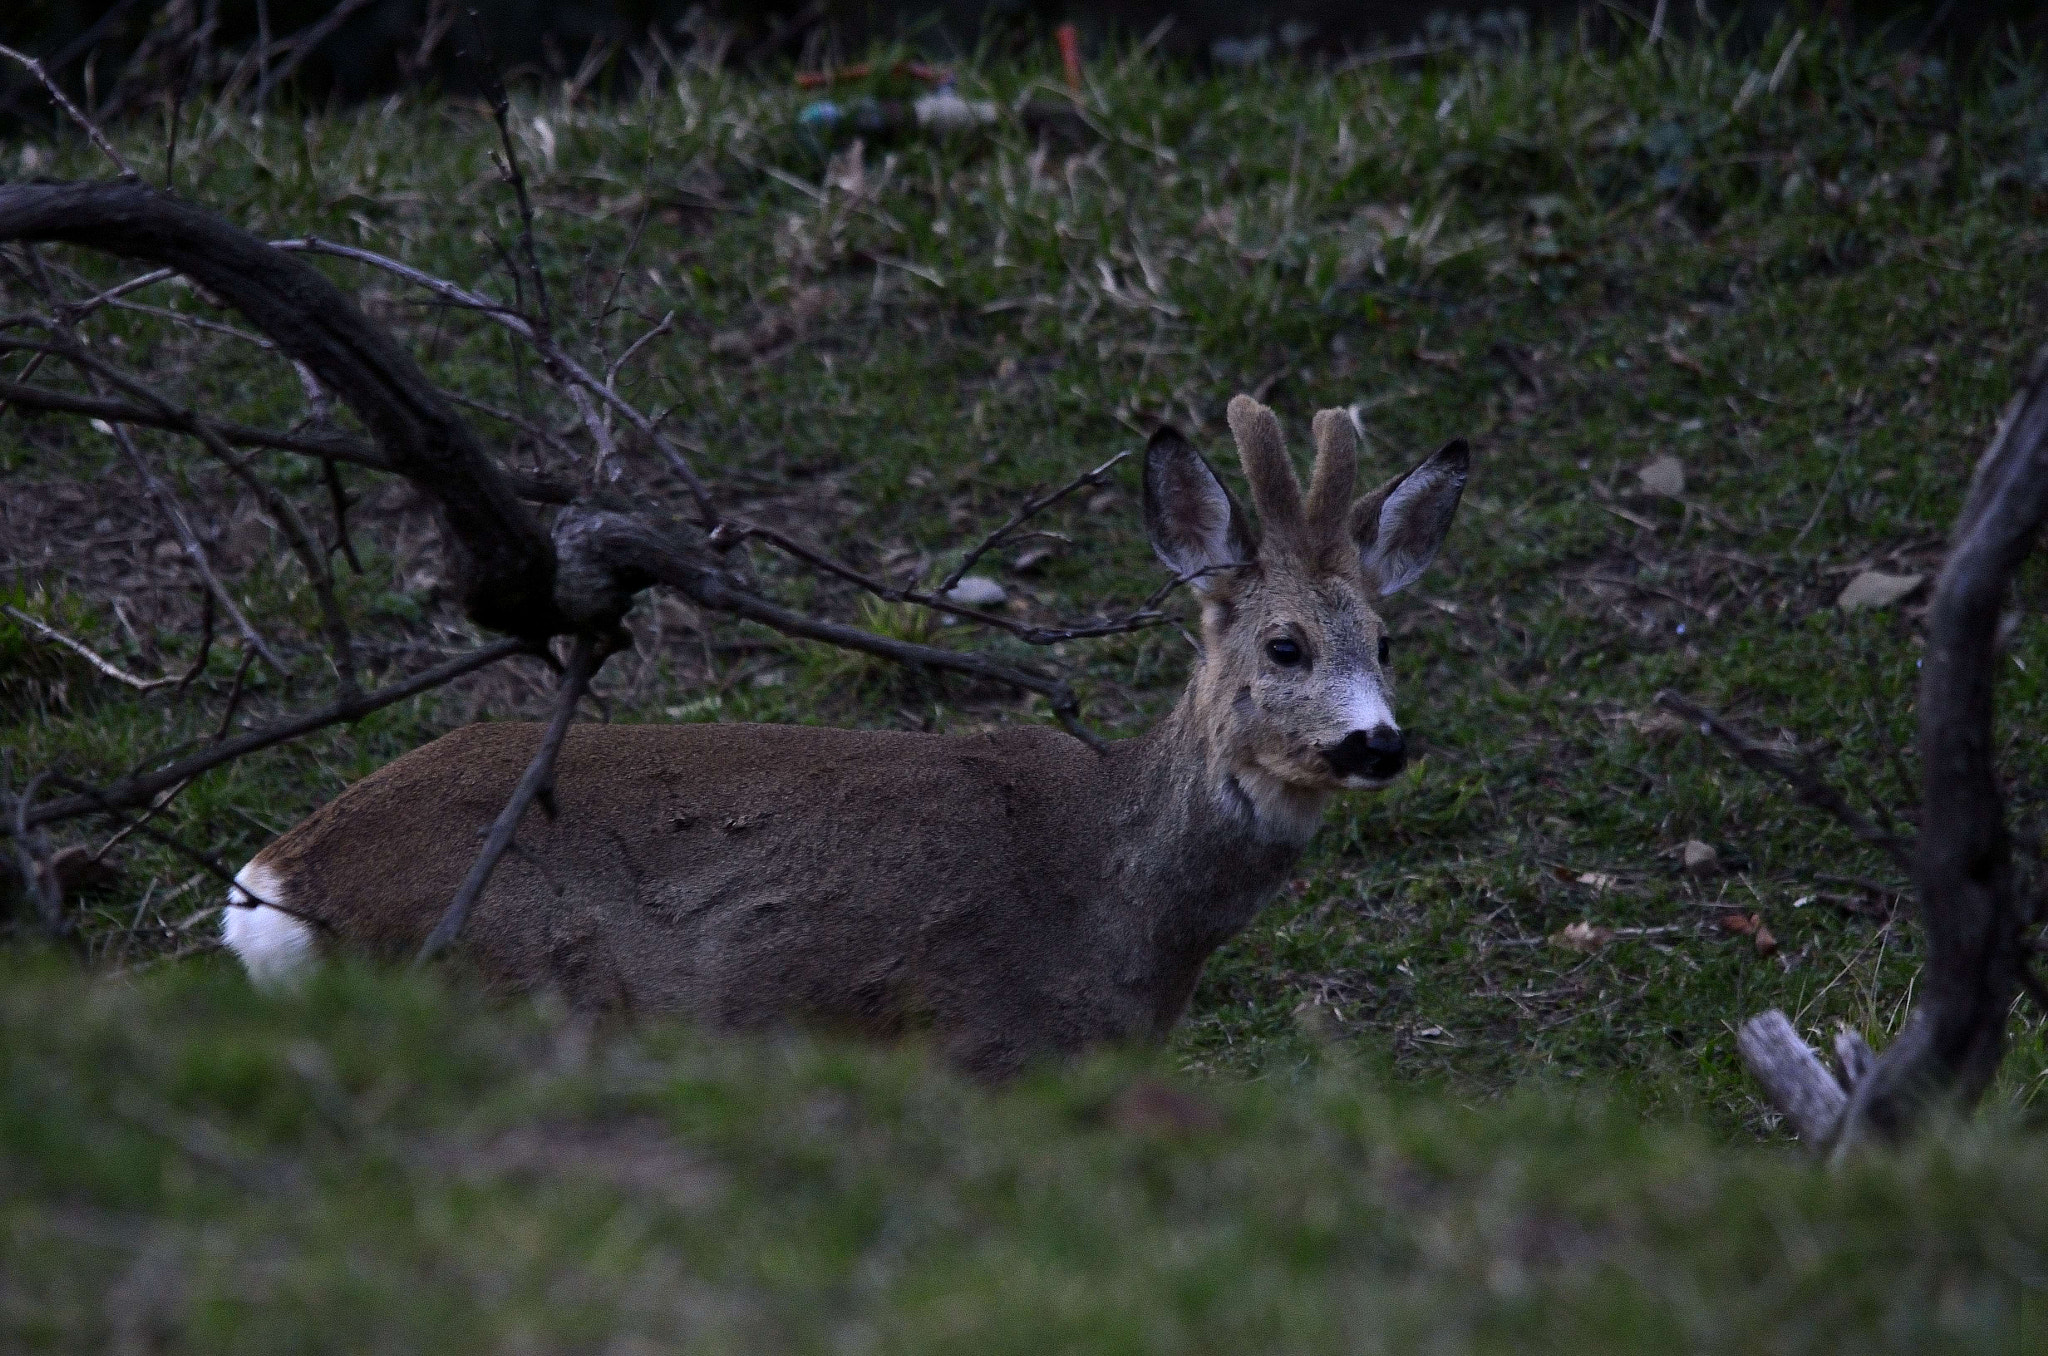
[1378, 636, 1391, 666]
[1265, 638, 1304, 667]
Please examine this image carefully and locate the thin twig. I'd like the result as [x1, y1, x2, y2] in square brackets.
[104, 412, 289, 676]
[1657, 689, 1913, 872]
[0, 42, 137, 178]
[938, 450, 1129, 594]
[212, 647, 258, 741]
[709, 580, 1104, 752]
[92, 779, 192, 864]
[47, 776, 251, 898]
[2, 604, 175, 691]
[604, 309, 675, 390]
[175, 589, 215, 694]
[322, 457, 365, 574]
[12, 639, 528, 831]
[272, 236, 718, 524]
[416, 636, 601, 963]
[0, 375, 573, 503]
[13, 327, 357, 689]
[4, 765, 68, 937]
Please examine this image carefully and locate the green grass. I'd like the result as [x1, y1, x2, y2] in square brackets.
[4, 956, 2047, 1354]
[7, 23, 2048, 1348]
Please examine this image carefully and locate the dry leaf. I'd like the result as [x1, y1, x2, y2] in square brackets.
[1720, 911, 1759, 936]
[1836, 570, 1923, 611]
[1551, 921, 1614, 953]
[1415, 332, 1463, 370]
[1576, 871, 1619, 891]
[1664, 342, 1707, 376]
[1638, 455, 1686, 497]
[1752, 924, 1779, 957]
[1626, 709, 1685, 741]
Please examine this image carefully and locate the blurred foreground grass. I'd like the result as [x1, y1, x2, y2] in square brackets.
[5, 956, 2046, 1354]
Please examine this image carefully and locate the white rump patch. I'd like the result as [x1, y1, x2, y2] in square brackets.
[222, 860, 315, 990]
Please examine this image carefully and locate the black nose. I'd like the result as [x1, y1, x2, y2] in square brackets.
[1325, 725, 1406, 781]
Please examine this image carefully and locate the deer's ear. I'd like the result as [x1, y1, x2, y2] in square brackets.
[1144, 426, 1254, 592]
[1351, 438, 1469, 596]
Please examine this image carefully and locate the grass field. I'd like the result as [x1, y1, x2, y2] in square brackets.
[6, 22, 2048, 1350]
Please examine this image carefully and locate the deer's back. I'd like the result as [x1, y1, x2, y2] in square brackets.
[254, 720, 1141, 1063]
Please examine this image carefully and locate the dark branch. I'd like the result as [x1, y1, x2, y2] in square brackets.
[936, 450, 1129, 593]
[0, 180, 562, 643]
[0, 374, 576, 504]
[416, 637, 600, 963]
[1830, 342, 2048, 1152]
[12, 640, 528, 831]
[1656, 689, 1913, 872]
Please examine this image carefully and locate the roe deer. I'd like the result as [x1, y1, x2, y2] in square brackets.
[222, 395, 1468, 1076]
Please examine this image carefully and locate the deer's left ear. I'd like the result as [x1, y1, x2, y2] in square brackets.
[1144, 425, 1255, 593]
[1350, 438, 1469, 596]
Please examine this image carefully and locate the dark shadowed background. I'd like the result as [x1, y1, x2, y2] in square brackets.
[3, 1, 2042, 127]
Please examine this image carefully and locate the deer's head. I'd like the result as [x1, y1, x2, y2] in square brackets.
[1144, 395, 1468, 839]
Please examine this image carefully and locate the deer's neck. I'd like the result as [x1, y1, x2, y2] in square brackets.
[1103, 679, 1332, 1028]
[1162, 668, 1334, 848]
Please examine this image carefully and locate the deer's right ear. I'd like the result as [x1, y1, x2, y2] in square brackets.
[1144, 426, 1253, 593]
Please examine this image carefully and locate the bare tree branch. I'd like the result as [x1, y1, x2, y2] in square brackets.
[2, 603, 177, 691]
[415, 637, 601, 963]
[104, 408, 291, 676]
[0, 375, 576, 503]
[1737, 1009, 1850, 1145]
[0, 181, 563, 644]
[15, 639, 529, 830]
[938, 451, 1129, 594]
[1704, 346, 2048, 1154]
[1827, 343, 2048, 1152]
[0, 43, 137, 178]
[271, 236, 719, 524]
[1656, 689, 1913, 872]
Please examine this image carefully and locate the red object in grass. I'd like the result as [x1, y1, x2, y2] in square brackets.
[1055, 23, 1082, 91]
[794, 60, 949, 90]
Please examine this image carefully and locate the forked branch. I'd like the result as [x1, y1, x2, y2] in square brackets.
[416, 637, 601, 963]
[1691, 344, 2048, 1154]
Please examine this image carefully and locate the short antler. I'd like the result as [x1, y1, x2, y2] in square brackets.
[1226, 394, 1304, 544]
[1304, 409, 1359, 558]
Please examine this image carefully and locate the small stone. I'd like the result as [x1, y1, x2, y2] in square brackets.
[1681, 840, 1719, 874]
[1836, 570, 1923, 612]
[1638, 454, 1686, 497]
[1551, 920, 1613, 953]
[1009, 544, 1059, 574]
[944, 575, 1006, 608]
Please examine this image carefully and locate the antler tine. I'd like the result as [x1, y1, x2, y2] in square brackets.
[1226, 394, 1304, 544]
[1304, 409, 1359, 551]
